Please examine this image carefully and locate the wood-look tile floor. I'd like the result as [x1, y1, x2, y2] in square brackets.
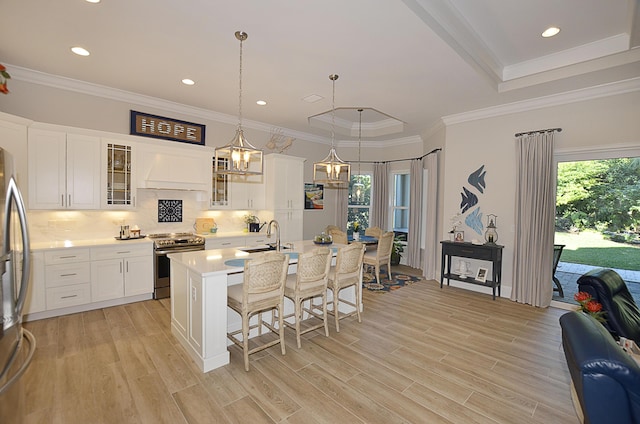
[22, 268, 579, 423]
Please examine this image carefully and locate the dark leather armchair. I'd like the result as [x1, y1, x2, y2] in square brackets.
[560, 311, 640, 424]
[577, 268, 640, 342]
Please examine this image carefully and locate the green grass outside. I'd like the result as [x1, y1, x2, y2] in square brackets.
[555, 230, 640, 271]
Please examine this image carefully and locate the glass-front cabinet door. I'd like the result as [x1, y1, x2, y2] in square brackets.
[211, 157, 230, 208]
[104, 140, 136, 208]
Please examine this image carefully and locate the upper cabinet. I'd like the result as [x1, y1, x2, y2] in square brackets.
[210, 157, 230, 208]
[28, 128, 101, 210]
[265, 154, 305, 210]
[210, 157, 265, 210]
[103, 139, 137, 209]
[230, 173, 265, 210]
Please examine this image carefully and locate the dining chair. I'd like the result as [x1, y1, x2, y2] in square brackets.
[327, 242, 366, 332]
[363, 231, 394, 284]
[227, 252, 289, 371]
[327, 227, 348, 245]
[364, 226, 383, 238]
[282, 247, 332, 348]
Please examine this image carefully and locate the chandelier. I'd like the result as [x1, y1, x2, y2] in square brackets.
[215, 31, 263, 175]
[313, 74, 350, 186]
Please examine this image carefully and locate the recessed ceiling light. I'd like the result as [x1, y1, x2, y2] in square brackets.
[542, 27, 560, 38]
[181, 78, 195, 85]
[71, 46, 90, 56]
[85, 0, 101, 3]
[256, 100, 267, 106]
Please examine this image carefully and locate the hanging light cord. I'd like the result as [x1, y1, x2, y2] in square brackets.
[330, 74, 338, 150]
[357, 109, 362, 180]
[237, 33, 244, 129]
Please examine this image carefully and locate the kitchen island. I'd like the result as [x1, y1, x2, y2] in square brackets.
[168, 240, 358, 373]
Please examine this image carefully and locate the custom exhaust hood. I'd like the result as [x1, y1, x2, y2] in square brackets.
[137, 150, 210, 191]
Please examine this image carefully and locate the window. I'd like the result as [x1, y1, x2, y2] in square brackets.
[348, 173, 371, 230]
[392, 172, 410, 233]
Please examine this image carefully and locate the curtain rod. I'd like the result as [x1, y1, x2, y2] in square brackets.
[514, 127, 562, 137]
[352, 147, 442, 164]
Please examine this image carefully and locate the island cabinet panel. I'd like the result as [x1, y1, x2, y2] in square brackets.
[170, 260, 230, 370]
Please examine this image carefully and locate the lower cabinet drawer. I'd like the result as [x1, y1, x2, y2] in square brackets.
[46, 263, 91, 287]
[46, 283, 91, 310]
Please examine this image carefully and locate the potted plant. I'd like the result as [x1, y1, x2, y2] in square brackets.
[351, 221, 361, 240]
[391, 235, 405, 265]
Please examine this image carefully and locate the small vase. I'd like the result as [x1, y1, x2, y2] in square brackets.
[353, 232, 360, 241]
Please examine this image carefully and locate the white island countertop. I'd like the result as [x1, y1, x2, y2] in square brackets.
[167, 240, 343, 276]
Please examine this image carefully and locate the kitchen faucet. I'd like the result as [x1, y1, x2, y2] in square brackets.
[266, 219, 281, 251]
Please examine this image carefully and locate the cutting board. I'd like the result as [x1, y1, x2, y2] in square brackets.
[195, 218, 215, 234]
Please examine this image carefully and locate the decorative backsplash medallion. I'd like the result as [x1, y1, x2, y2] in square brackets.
[158, 199, 183, 223]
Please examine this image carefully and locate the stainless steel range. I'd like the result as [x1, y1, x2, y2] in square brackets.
[148, 233, 205, 299]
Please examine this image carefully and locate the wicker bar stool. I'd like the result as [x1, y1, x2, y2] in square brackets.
[227, 252, 289, 371]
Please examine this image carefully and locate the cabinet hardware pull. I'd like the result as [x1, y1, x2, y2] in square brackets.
[60, 273, 77, 277]
[120, 262, 123, 273]
[61, 295, 78, 299]
[117, 251, 129, 254]
[61, 194, 64, 207]
[59, 255, 76, 259]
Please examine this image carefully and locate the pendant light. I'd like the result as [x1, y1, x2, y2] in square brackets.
[353, 109, 365, 201]
[215, 31, 263, 175]
[313, 74, 350, 186]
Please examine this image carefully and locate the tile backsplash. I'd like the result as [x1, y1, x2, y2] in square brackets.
[26, 189, 272, 243]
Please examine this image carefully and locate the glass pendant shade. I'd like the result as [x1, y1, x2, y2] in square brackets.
[215, 31, 263, 175]
[314, 74, 350, 186]
[484, 214, 498, 244]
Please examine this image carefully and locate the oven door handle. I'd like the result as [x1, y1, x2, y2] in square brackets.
[155, 246, 204, 255]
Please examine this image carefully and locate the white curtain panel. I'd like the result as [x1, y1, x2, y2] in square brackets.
[422, 152, 439, 280]
[511, 131, 557, 307]
[371, 162, 389, 230]
[408, 158, 424, 268]
[335, 186, 348, 229]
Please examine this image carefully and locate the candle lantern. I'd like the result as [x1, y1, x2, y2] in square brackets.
[484, 214, 498, 245]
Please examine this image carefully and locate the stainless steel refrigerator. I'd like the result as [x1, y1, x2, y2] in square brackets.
[0, 147, 35, 423]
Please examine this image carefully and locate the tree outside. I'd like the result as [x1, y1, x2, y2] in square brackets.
[347, 174, 371, 232]
[556, 158, 640, 240]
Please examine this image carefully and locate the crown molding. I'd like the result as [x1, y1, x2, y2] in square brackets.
[503, 34, 629, 81]
[9, 64, 330, 145]
[11, 64, 427, 148]
[442, 77, 640, 126]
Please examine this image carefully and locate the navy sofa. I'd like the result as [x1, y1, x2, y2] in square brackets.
[560, 311, 640, 424]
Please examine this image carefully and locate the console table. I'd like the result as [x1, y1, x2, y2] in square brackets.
[440, 240, 503, 300]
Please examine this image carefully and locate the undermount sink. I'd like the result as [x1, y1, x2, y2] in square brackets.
[239, 244, 291, 253]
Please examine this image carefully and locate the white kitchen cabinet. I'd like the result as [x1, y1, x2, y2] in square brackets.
[265, 154, 305, 242]
[90, 244, 152, 302]
[23, 251, 45, 315]
[28, 128, 101, 210]
[44, 248, 92, 309]
[265, 154, 305, 210]
[205, 236, 244, 250]
[103, 139, 137, 209]
[90, 258, 125, 301]
[273, 209, 303, 243]
[230, 174, 265, 210]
